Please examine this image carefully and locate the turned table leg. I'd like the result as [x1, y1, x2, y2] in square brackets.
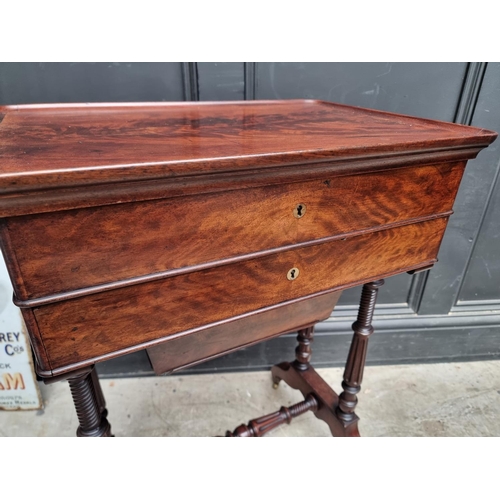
[67, 366, 112, 437]
[227, 282, 385, 437]
[270, 323, 349, 437]
[272, 325, 315, 389]
[293, 326, 314, 371]
[226, 394, 318, 437]
[337, 279, 384, 435]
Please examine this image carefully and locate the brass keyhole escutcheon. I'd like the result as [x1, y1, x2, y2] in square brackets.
[287, 267, 300, 281]
[293, 203, 306, 218]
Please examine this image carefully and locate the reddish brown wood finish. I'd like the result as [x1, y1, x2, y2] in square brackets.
[0, 101, 495, 195]
[3, 162, 464, 300]
[268, 326, 348, 436]
[337, 280, 384, 435]
[0, 100, 496, 437]
[32, 217, 445, 375]
[272, 361, 346, 435]
[265, 281, 383, 437]
[67, 366, 112, 437]
[147, 291, 342, 375]
[226, 393, 318, 437]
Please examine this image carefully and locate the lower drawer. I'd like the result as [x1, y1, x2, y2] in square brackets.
[147, 291, 342, 374]
[30, 217, 447, 375]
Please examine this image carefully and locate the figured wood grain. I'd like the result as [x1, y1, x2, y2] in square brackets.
[0, 99, 496, 439]
[0, 100, 494, 218]
[32, 217, 447, 373]
[4, 163, 464, 300]
[147, 291, 342, 375]
[0, 147, 485, 218]
[0, 101, 495, 188]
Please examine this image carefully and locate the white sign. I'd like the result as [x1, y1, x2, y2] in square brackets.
[0, 255, 42, 410]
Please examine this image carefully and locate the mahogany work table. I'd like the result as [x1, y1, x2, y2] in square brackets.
[0, 100, 496, 437]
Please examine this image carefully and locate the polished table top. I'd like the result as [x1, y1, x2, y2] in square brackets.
[0, 100, 496, 380]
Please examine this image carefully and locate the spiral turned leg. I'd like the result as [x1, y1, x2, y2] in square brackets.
[68, 366, 112, 437]
[337, 280, 384, 433]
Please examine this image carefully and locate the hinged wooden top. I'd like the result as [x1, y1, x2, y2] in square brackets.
[0, 100, 496, 216]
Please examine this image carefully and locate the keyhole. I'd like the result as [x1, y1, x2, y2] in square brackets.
[293, 203, 306, 218]
[287, 267, 300, 281]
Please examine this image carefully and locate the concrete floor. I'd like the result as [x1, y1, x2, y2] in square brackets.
[1, 360, 500, 437]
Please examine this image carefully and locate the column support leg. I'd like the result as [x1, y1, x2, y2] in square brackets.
[67, 365, 112, 437]
[337, 279, 384, 434]
[293, 326, 315, 371]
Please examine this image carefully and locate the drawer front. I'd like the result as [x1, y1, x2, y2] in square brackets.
[5, 162, 463, 300]
[147, 291, 342, 375]
[32, 217, 448, 374]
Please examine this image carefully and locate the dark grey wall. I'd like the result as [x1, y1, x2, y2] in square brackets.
[0, 62, 498, 377]
[0, 63, 186, 102]
[253, 62, 466, 120]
